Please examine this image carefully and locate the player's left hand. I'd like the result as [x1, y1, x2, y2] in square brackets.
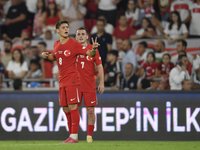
[91, 37, 100, 50]
[98, 82, 104, 94]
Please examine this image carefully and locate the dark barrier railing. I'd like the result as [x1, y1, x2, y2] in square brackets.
[0, 91, 200, 140]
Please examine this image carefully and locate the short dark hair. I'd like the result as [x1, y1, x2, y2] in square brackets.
[98, 15, 107, 21]
[38, 41, 47, 47]
[76, 27, 88, 35]
[22, 38, 31, 43]
[118, 13, 126, 20]
[126, 62, 134, 68]
[107, 50, 118, 57]
[139, 41, 148, 48]
[178, 54, 187, 61]
[152, 13, 162, 21]
[30, 59, 39, 66]
[13, 79, 22, 90]
[5, 40, 13, 46]
[55, 20, 69, 29]
[178, 40, 187, 48]
[96, 19, 105, 25]
[162, 53, 171, 60]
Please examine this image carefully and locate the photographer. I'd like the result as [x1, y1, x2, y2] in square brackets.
[169, 54, 190, 90]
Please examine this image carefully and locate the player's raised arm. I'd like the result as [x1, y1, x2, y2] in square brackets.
[41, 52, 56, 61]
[86, 37, 100, 57]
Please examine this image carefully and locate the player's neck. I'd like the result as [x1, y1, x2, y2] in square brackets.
[82, 42, 87, 48]
[59, 36, 69, 44]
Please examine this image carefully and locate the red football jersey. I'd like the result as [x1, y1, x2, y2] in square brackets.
[77, 44, 102, 92]
[53, 38, 88, 87]
[158, 62, 174, 75]
[143, 63, 159, 78]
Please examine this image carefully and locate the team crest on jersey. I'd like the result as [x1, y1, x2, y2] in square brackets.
[86, 56, 93, 61]
[64, 50, 71, 57]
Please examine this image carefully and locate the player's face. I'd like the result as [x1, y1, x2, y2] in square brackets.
[76, 30, 88, 44]
[57, 23, 69, 38]
[162, 55, 170, 65]
[125, 64, 133, 76]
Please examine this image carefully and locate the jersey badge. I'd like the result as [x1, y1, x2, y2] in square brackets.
[64, 50, 71, 57]
[86, 56, 93, 61]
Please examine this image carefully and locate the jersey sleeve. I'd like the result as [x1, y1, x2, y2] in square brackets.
[53, 41, 58, 57]
[94, 50, 102, 66]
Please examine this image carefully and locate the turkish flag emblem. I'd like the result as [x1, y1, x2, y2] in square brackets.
[64, 50, 71, 57]
[86, 56, 93, 61]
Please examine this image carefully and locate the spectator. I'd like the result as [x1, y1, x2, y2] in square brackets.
[170, 0, 193, 26]
[91, 19, 112, 66]
[11, 38, 32, 53]
[164, 11, 188, 44]
[182, 79, 192, 90]
[125, 0, 140, 30]
[37, 41, 53, 79]
[6, 49, 28, 79]
[136, 41, 149, 74]
[33, 0, 46, 39]
[84, 0, 98, 18]
[96, 0, 121, 26]
[12, 29, 30, 43]
[116, 38, 125, 63]
[158, 53, 174, 89]
[3, 0, 28, 39]
[155, 40, 168, 62]
[65, 0, 86, 37]
[40, 0, 63, 38]
[44, 30, 53, 40]
[151, 13, 168, 36]
[158, 0, 174, 21]
[0, 0, 11, 15]
[144, 25, 165, 39]
[55, 0, 71, 16]
[169, 54, 190, 90]
[30, 46, 41, 64]
[193, 70, 200, 86]
[0, 62, 5, 88]
[193, 53, 200, 73]
[105, 50, 121, 89]
[119, 63, 141, 90]
[112, 14, 135, 39]
[27, 59, 42, 79]
[131, 17, 152, 39]
[138, 52, 159, 89]
[138, 0, 155, 19]
[189, 0, 200, 37]
[121, 40, 137, 75]
[171, 40, 193, 65]
[13, 78, 22, 90]
[91, 15, 114, 35]
[1, 40, 12, 68]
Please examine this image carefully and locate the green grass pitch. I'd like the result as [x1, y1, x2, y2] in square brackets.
[0, 141, 200, 150]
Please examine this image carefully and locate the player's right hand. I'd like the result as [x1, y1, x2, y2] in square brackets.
[42, 52, 49, 59]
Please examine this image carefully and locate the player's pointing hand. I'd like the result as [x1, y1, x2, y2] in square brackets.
[42, 52, 49, 59]
[91, 37, 100, 50]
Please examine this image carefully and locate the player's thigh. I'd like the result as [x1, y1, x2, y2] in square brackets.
[83, 92, 97, 107]
[59, 87, 68, 106]
[66, 85, 81, 105]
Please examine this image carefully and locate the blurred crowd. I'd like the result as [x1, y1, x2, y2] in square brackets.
[0, 0, 200, 91]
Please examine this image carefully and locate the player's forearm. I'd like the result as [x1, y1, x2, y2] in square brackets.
[86, 50, 96, 57]
[47, 54, 56, 61]
[97, 64, 104, 83]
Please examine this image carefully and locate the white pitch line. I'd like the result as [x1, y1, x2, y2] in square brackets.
[1, 143, 62, 146]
